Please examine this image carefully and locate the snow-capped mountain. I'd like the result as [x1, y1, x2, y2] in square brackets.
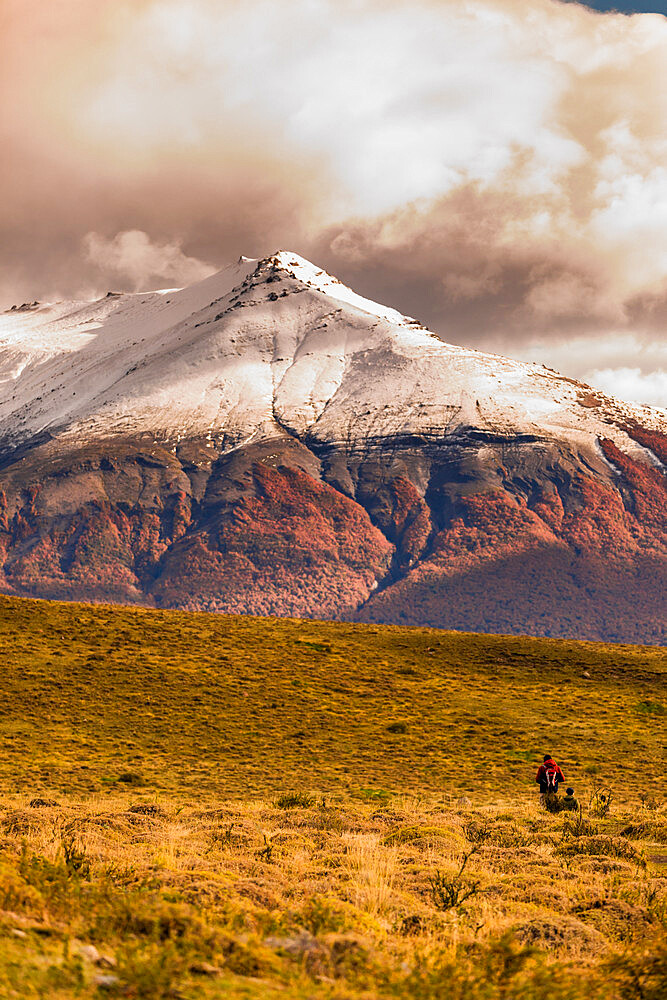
[0, 252, 665, 643]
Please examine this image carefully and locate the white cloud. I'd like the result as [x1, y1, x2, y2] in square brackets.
[82, 230, 216, 289]
[585, 366, 667, 409]
[510, 331, 667, 373]
[2, 0, 667, 403]
[507, 333, 667, 408]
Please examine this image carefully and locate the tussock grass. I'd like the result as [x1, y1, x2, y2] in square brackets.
[0, 793, 665, 998]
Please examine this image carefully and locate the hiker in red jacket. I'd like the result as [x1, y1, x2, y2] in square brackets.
[536, 754, 565, 795]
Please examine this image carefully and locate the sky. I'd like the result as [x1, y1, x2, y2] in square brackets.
[1, 0, 666, 409]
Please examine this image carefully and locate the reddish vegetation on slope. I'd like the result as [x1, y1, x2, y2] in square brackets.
[357, 544, 665, 643]
[358, 453, 667, 643]
[558, 474, 639, 558]
[152, 462, 392, 617]
[0, 500, 169, 603]
[600, 438, 667, 535]
[383, 476, 432, 566]
[0, 428, 663, 642]
[621, 422, 667, 466]
[428, 490, 562, 574]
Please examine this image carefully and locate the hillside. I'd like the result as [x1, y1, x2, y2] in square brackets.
[0, 595, 665, 999]
[0, 595, 664, 800]
[0, 253, 665, 643]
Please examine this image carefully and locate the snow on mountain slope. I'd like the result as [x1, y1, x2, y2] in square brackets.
[0, 251, 663, 465]
[0, 252, 665, 643]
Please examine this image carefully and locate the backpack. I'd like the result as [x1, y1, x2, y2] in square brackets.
[544, 762, 559, 791]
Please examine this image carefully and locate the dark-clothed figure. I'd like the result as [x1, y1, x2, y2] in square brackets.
[535, 754, 565, 794]
[562, 787, 578, 811]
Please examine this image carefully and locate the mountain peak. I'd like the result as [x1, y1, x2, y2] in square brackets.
[0, 250, 663, 464]
[0, 251, 664, 642]
[228, 250, 419, 328]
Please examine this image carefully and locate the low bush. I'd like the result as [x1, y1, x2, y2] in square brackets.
[115, 941, 186, 1000]
[383, 824, 461, 847]
[558, 836, 645, 867]
[428, 849, 483, 912]
[275, 792, 315, 809]
[562, 810, 599, 838]
[620, 821, 667, 844]
[386, 721, 408, 734]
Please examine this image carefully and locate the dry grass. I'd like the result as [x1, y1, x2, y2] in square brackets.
[0, 593, 665, 997]
[0, 791, 665, 999]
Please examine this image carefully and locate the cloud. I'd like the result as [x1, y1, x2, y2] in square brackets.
[585, 367, 667, 409]
[83, 230, 216, 289]
[1, 0, 666, 405]
[505, 332, 666, 408]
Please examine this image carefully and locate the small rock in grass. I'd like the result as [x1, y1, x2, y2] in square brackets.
[265, 930, 319, 956]
[92, 974, 120, 990]
[189, 961, 222, 976]
[75, 943, 101, 964]
[75, 943, 116, 967]
[582, 671, 591, 679]
[11, 928, 27, 939]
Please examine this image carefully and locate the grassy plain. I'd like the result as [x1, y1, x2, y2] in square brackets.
[0, 595, 664, 801]
[0, 594, 665, 998]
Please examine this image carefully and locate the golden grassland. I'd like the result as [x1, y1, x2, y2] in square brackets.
[0, 594, 665, 998]
[1, 791, 666, 999]
[0, 595, 665, 800]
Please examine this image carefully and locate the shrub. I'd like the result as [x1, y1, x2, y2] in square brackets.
[276, 792, 315, 809]
[620, 821, 667, 844]
[0, 862, 43, 915]
[558, 836, 645, 867]
[486, 822, 529, 848]
[562, 809, 599, 839]
[62, 834, 91, 879]
[296, 895, 357, 935]
[636, 701, 665, 716]
[514, 914, 606, 957]
[118, 771, 143, 786]
[128, 803, 163, 816]
[590, 786, 613, 817]
[464, 820, 491, 845]
[210, 821, 236, 848]
[428, 849, 483, 912]
[255, 835, 274, 862]
[387, 721, 408, 734]
[383, 825, 461, 848]
[17, 845, 77, 916]
[116, 941, 185, 1000]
